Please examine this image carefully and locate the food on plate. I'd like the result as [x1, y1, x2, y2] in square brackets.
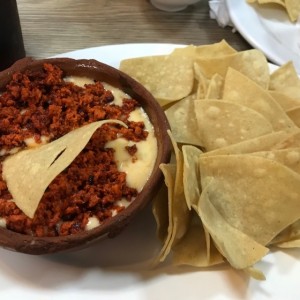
[193, 99, 273, 150]
[222, 67, 296, 130]
[0, 62, 158, 237]
[195, 49, 270, 89]
[269, 91, 300, 111]
[120, 40, 300, 279]
[120, 55, 194, 106]
[286, 107, 300, 127]
[3, 119, 125, 219]
[247, 0, 300, 22]
[269, 61, 300, 99]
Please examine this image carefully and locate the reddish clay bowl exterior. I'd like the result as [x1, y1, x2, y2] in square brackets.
[0, 57, 171, 254]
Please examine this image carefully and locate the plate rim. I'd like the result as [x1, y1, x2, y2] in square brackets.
[53, 42, 278, 71]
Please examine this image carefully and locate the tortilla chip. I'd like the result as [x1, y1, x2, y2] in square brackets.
[248, 0, 299, 23]
[3, 120, 124, 218]
[272, 129, 300, 149]
[249, 148, 300, 174]
[155, 163, 177, 262]
[277, 86, 300, 100]
[202, 131, 292, 157]
[223, 68, 296, 131]
[276, 240, 300, 248]
[182, 145, 202, 209]
[205, 73, 224, 99]
[248, 0, 285, 6]
[199, 154, 300, 245]
[152, 184, 169, 242]
[285, 0, 300, 22]
[168, 131, 191, 244]
[120, 55, 194, 104]
[195, 180, 269, 270]
[171, 40, 237, 59]
[172, 211, 224, 267]
[194, 99, 273, 151]
[270, 91, 300, 111]
[270, 219, 300, 247]
[155, 132, 191, 263]
[194, 63, 209, 99]
[270, 62, 300, 90]
[165, 98, 203, 146]
[286, 106, 300, 127]
[195, 49, 269, 89]
[244, 267, 266, 281]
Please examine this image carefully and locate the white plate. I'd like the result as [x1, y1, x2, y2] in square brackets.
[226, 0, 300, 73]
[1, 44, 300, 300]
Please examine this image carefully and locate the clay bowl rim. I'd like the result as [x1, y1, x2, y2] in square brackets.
[0, 57, 172, 255]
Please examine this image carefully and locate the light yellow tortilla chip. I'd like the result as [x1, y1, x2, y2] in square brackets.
[248, 0, 285, 6]
[155, 132, 191, 263]
[155, 163, 177, 262]
[195, 181, 269, 270]
[247, 0, 299, 23]
[272, 218, 300, 248]
[182, 145, 202, 209]
[270, 61, 300, 90]
[270, 91, 300, 111]
[199, 154, 300, 245]
[3, 120, 125, 218]
[285, 0, 300, 22]
[205, 73, 224, 99]
[194, 62, 209, 99]
[173, 144, 223, 267]
[270, 219, 300, 247]
[152, 184, 169, 242]
[171, 40, 237, 59]
[172, 211, 224, 267]
[272, 129, 300, 149]
[201, 131, 292, 157]
[249, 148, 300, 174]
[165, 98, 203, 146]
[244, 267, 266, 281]
[168, 131, 191, 244]
[277, 86, 300, 100]
[120, 55, 194, 104]
[195, 49, 270, 89]
[276, 240, 300, 248]
[286, 106, 300, 127]
[194, 99, 273, 151]
[223, 68, 296, 131]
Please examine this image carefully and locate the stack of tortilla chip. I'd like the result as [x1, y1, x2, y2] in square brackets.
[120, 40, 300, 280]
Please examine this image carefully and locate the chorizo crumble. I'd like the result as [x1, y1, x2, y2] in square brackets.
[0, 63, 149, 237]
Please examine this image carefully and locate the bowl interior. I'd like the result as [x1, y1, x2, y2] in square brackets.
[0, 57, 171, 254]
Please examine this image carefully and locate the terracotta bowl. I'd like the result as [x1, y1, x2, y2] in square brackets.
[0, 57, 171, 254]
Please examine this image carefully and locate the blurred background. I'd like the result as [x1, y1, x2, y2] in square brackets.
[17, 0, 250, 58]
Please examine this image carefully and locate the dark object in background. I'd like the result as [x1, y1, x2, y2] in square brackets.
[0, 0, 26, 71]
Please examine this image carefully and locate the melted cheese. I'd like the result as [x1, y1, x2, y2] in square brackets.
[105, 108, 157, 191]
[66, 76, 158, 192]
[85, 216, 100, 231]
[0, 218, 6, 228]
[65, 76, 94, 87]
